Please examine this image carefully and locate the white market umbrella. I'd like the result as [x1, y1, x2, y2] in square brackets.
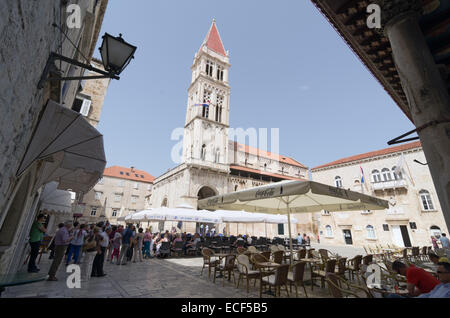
[198, 180, 388, 264]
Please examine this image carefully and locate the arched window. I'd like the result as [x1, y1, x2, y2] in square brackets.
[381, 168, 392, 181]
[335, 176, 342, 188]
[366, 225, 376, 239]
[325, 225, 333, 237]
[201, 144, 206, 161]
[371, 170, 381, 183]
[419, 190, 434, 211]
[430, 226, 441, 237]
[392, 166, 402, 180]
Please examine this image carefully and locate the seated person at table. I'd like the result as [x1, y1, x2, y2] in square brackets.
[233, 235, 245, 247]
[392, 260, 440, 296]
[184, 233, 200, 255]
[428, 252, 440, 265]
[172, 233, 183, 246]
[417, 258, 450, 298]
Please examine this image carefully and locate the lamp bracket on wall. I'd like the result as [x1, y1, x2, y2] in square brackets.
[37, 52, 120, 89]
[387, 118, 450, 145]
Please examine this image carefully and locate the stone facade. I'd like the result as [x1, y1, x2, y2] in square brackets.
[77, 169, 153, 224]
[311, 142, 449, 248]
[0, 0, 108, 274]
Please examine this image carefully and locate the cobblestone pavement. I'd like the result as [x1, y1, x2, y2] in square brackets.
[3, 252, 337, 298]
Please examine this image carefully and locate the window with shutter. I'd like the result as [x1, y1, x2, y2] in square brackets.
[80, 99, 92, 116]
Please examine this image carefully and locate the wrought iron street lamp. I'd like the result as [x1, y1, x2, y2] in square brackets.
[38, 32, 137, 89]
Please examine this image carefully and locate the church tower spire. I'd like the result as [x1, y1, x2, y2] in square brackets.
[182, 20, 230, 168]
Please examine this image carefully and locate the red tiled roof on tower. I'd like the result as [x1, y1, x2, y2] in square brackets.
[103, 166, 155, 183]
[201, 19, 226, 56]
[311, 141, 422, 170]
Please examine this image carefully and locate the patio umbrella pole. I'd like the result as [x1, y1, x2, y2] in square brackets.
[286, 198, 294, 266]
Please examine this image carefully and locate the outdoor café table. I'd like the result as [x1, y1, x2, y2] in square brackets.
[0, 272, 47, 297]
[367, 283, 410, 298]
[255, 262, 280, 296]
[299, 258, 322, 288]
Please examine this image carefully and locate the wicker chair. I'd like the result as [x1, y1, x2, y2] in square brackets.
[326, 273, 374, 298]
[213, 254, 237, 286]
[288, 261, 308, 298]
[346, 255, 362, 283]
[261, 251, 271, 261]
[236, 247, 247, 255]
[307, 248, 315, 259]
[260, 264, 290, 298]
[296, 248, 307, 261]
[335, 257, 348, 283]
[272, 250, 284, 265]
[236, 254, 261, 294]
[248, 246, 258, 254]
[311, 258, 336, 290]
[270, 245, 279, 253]
[201, 248, 219, 279]
[362, 254, 373, 266]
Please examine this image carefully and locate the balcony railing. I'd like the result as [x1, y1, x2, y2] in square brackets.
[372, 179, 407, 190]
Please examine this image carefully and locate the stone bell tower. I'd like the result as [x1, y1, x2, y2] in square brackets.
[182, 20, 231, 167]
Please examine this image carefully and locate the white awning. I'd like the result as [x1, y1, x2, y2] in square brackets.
[17, 100, 106, 193]
[39, 182, 72, 215]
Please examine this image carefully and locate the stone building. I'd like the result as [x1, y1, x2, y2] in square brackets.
[150, 21, 308, 237]
[76, 166, 154, 224]
[311, 141, 449, 248]
[0, 0, 108, 275]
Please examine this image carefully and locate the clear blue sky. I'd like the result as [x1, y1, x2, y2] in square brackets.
[94, 0, 415, 178]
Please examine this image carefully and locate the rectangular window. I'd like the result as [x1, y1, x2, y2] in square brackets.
[147, 184, 152, 191]
[90, 207, 97, 216]
[131, 195, 138, 203]
[118, 180, 125, 187]
[133, 182, 139, 189]
[112, 209, 118, 217]
[114, 194, 122, 202]
[383, 224, 389, 231]
[98, 177, 104, 185]
[94, 191, 102, 200]
[409, 222, 417, 230]
[277, 224, 284, 235]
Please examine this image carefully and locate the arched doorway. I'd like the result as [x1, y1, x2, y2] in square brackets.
[197, 186, 216, 200]
[197, 186, 217, 235]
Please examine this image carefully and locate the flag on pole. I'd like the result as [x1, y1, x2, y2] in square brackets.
[394, 153, 404, 177]
[360, 166, 365, 184]
[194, 103, 209, 107]
[360, 166, 368, 192]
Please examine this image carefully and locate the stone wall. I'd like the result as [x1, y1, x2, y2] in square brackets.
[0, 0, 107, 274]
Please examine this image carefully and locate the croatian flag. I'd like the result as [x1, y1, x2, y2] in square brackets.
[194, 103, 209, 107]
[360, 166, 365, 184]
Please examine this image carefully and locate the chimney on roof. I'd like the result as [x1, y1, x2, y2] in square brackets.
[131, 166, 135, 172]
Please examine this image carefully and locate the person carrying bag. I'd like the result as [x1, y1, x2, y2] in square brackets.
[80, 228, 99, 282]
